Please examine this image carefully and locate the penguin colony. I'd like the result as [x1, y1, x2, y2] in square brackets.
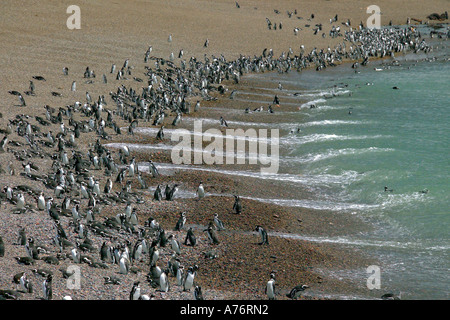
[0, 5, 434, 300]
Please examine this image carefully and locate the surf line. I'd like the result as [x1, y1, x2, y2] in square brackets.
[170, 119, 280, 174]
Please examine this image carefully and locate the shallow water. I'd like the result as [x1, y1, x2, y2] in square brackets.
[248, 37, 449, 299]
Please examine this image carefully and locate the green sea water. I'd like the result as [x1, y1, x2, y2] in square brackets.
[273, 43, 449, 299]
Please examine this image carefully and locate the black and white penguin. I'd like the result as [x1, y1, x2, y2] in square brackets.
[286, 284, 309, 299]
[42, 274, 53, 300]
[204, 225, 220, 245]
[0, 236, 4, 257]
[219, 116, 228, 127]
[148, 240, 160, 267]
[19, 273, 33, 293]
[184, 227, 197, 246]
[159, 270, 169, 292]
[232, 195, 242, 214]
[156, 126, 164, 140]
[154, 185, 163, 201]
[167, 184, 179, 201]
[168, 234, 181, 255]
[194, 286, 204, 300]
[129, 281, 141, 300]
[265, 272, 276, 300]
[196, 182, 205, 200]
[149, 160, 159, 178]
[255, 226, 269, 245]
[213, 213, 225, 231]
[183, 266, 196, 291]
[174, 211, 186, 231]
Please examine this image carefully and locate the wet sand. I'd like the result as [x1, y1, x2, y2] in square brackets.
[0, 0, 448, 300]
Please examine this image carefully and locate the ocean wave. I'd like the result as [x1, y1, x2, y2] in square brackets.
[285, 147, 395, 163]
[281, 133, 391, 145]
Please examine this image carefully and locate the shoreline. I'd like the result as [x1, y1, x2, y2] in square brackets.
[0, 0, 448, 300]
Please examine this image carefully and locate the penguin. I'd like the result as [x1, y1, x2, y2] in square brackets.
[19, 273, 33, 293]
[16, 192, 25, 209]
[168, 234, 181, 255]
[265, 272, 276, 300]
[148, 240, 160, 267]
[0, 135, 8, 152]
[25, 238, 39, 260]
[176, 265, 185, 286]
[184, 227, 197, 246]
[219, 116, 228, 127]
[71, 247, 81, 263]
[100, 241, 114, 263]
[174, 211, 186, 231]
[183, 266, 196, 291]
[167, 184, 179, 201]
[153, 184, 163, 201]
[0, 236, 4, 257]
[119, 254, 130, 274]
[149, 160, 159, 178]
[204, 225, 220, 245]
[194, 286, 204, 300]
[17, 227, 27, 246]
[129, 281, 141, 300]
[104, 178, 113, 194]
[255, 225, 269, 245]
[213, 213, 225, 231]
[159, 270, 169, 292]
[196, 182, 205, 200]
[42, 274, 53, 300]
[156, 126, 164, 140]
[286, 284, 309, 299]
[232, 195, 242, 214]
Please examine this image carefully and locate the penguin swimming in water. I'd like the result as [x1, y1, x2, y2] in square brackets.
[286, 284, 309, 299]
[255, 226, 269, 245]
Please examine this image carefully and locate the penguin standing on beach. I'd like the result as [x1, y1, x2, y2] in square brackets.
[196, 182, 205, 200]
[42, 274, 53, 300]
[129, 281, 141, 300]
[0, 236, 4, 257]
[232, 195, 242, 214]
[265, 272, 276, 300]
[154, 184, 163, 201]
[174, 212, 186, 231]
[184, 227, 197, 246]
[204, 225, 220, 245]
[213, 213, 225, 231]
[255, 226, 269, 245]
[183, 266, 196, 291]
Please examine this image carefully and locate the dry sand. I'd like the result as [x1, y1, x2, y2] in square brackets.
[0, 0, 448, 301]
